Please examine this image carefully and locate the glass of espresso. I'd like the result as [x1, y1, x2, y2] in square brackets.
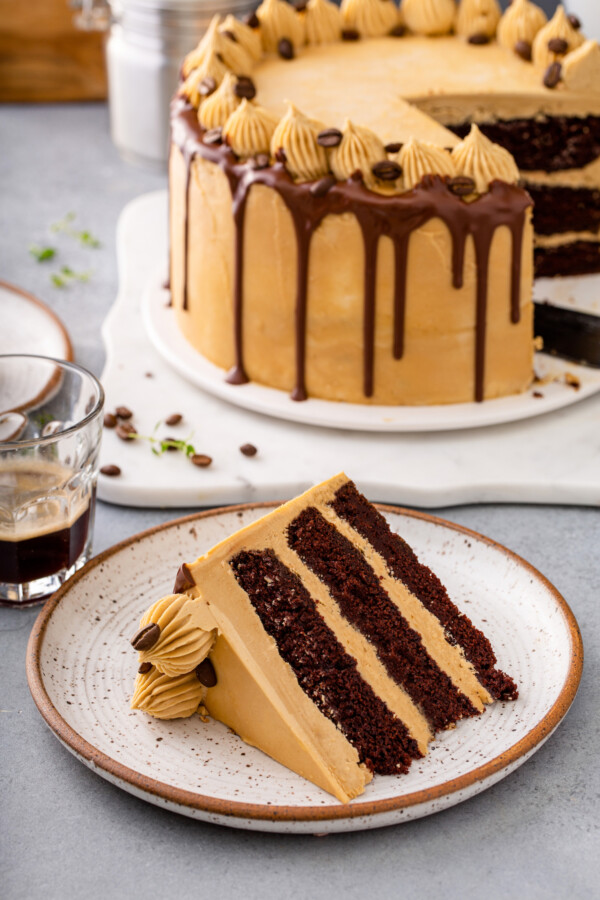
[0, 355, 104, 607]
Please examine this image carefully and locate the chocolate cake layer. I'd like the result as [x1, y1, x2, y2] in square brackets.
[526, 186, 600, 236]
[287, 507, 480, 730]
[535, 242, 600, 278]
[331, 482, 519, 702]
[231, 548, 421, 774]
[450, 116, 600, 173]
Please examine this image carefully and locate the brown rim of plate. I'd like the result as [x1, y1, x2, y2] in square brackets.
[26, 502, 583, 823]
[0, 280, 74, 363]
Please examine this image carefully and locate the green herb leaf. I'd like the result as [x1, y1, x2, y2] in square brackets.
[29, 244, 56, 262]
[51, 212, 101, 248]
[50, 266, 92, 288]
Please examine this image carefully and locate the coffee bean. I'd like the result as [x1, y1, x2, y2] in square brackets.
[533, 391, 544, 399]
[342, 29, 360, 41]
[278, 38, 294, 59]
[567, 13, 581, 30]
[174, 563, 195, 593]
[244, 11, 259, 28]
[163, 436, 179, 451]
[115, 406, 133, 419]
[317, 127, 343, 148]
[468, 33, 490, 45]
[372, 160, 402, 181]
[131, 623, 161, 651]
[514, 40, 532, 62]
[195, 658, 217, 687]
[448, 175, 476, 196]
[100, 464, 121, 477]
[138, 662, 152, 674]
[199, 76, 216, 98]
[240, 443, 258, 457]
[116, 422, 136, 441]
[543, 61, 562, 89]
[548, 37, 568, 55]
[384, 142, 402, 154]
[350, 169, 364, 183]
[103, 412, 117, 428]
[310, 175, 337, 197]
[204, 127, 223, 145]
[191, 453, 212, 467]
[275, 147, 287, 164]
[234, 76, 256, 100]
[295, 0, 308, 11]
[389, 25, 405, 37]
[223, 29, 238, 42]
[251, 153, 270, 170]
[165, 413, 182, 426]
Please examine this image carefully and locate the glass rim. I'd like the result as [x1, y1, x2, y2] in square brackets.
[0, 354, 105, 450]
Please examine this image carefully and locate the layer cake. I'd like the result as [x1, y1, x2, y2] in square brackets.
[130, 474, 518, 802]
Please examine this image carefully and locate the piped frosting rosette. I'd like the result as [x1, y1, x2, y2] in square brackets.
[135, 593, 217, 677]
[451, 124, 520, 194]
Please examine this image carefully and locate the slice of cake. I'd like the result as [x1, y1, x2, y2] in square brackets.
[130, 474, 518, 802]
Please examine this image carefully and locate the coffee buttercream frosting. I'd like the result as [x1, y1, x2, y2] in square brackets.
[497, 0, 547, 52]
[180, 51, 229, 107]
[401, 0, 456, 36]
[455, 0, 501, 40]
[257, 0, 305, 53]
[341, 0, 399, 39]
[305, 0, 343, 45]
[562, 40, 600, 93]
[532, 5, 584, 70]
[220, 14, 263, 61]
[271, 103, 328, 181]
[329, 120, 388, 190]
[131, 668, 205, 719]
[452, 124, 519, 193]
[183, 15, 222, 78]
[198, 72, 240, 130]
[224, 99, 279, 156]
[137, 593, 217, 678]
[399, 137, 456, 190]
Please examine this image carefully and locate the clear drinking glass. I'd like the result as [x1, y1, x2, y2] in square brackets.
[0, 355, 104, 607]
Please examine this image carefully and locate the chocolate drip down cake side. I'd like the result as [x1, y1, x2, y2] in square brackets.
[129, 474, 518, 803]
[166, 1, 600, 406]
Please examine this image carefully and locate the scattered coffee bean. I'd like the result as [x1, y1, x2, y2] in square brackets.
[199, 76, 217, 98]
[372, 160, 402, 181]
[342, 29, 360, 41]
[204, 127, 223, 145]
[567, 13, 581, 30]
[548, 37, 568, 55]
[116, 422, 136, 441]
[447, 175, 476, 196]
[251, 153, 270, 170]
[278, 37, 294, 59]
[138, 662, 153, 674]
[317, 127, 343, 148]
[543, 61, 562, 89]
[389, 25, 406, 37]
[165, 413, 183, 426]
[223, 28, 238, 42]
[130, 623, 161, 651]
[275, 147, 287, 164]
[191, 453, 213, 467]
[533, 391, 544, 399]
[100, 464, 121, 477]
[244, 11, 259, 28]
[310, 175, 337, 197]
[240, 443, 258, 457]
[234, 76, 256, 100]
[104, 413, 117, 428]
[514, 40, 532, 62]
[468, 33, 490, 45]
[384, 142, 402, 154]
[115, 406, 133, 419]
[174, 563, 195, 593]
[195, 658, 217, 687]
[145, 372, 154, 378]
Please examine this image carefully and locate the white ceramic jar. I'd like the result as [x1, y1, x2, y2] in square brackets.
[106, 0, 254, 168]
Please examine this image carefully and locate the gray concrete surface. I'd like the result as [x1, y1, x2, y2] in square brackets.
[0, 101, 598, 900]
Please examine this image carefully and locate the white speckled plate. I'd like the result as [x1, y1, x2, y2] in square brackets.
[27, 504, 582, 833]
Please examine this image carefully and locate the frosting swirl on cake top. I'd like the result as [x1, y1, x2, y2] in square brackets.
[451, 124, 520, 193]
[401, 0, 455, 36]
[271, 103, 329, 181]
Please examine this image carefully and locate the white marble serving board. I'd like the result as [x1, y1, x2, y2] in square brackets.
[98, 190, 600, 509]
